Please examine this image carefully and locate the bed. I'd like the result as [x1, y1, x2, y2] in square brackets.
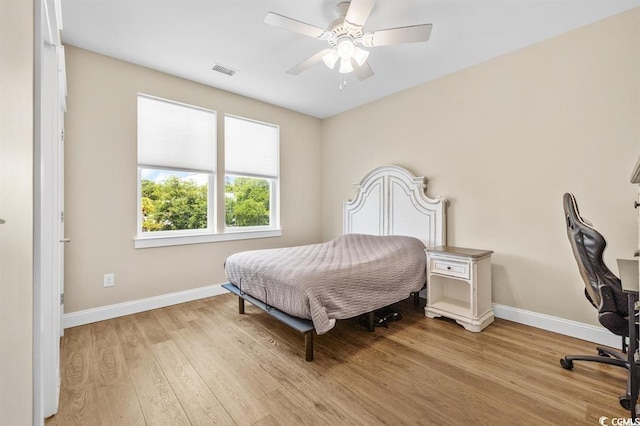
[222, 165, 446, 361]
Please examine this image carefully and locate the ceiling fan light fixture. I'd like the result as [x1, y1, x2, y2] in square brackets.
[352, 46, 369, 66]
[339, 57, 354, 74]
[322, 49, 340, 69]
[337, 38, 355, 59]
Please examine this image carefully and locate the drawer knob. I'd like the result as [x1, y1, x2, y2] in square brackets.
[635, 201, 640, 209]
[446, 266, 452, 270]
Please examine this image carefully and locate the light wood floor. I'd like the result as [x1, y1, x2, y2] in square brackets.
[47, 293, 629, 425]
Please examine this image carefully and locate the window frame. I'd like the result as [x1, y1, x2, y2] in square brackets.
[133, 97, 282, 249]
[223, 114, 280, 234]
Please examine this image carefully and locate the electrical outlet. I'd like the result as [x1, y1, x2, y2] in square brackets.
[103, 273, 115, 287]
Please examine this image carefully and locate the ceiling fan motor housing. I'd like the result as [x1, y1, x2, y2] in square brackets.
[325, 1, 364, 46]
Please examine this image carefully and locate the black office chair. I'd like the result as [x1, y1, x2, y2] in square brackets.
[561, 193, 632, 406]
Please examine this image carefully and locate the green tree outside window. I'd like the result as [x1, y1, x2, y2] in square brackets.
[141, 176, 207, 231]
[140, 174, 271, 232]
[225, 176, 270, 227]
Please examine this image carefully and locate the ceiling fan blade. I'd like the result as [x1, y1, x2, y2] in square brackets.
[364, 24, 432, 47]
[344, 0, 375, 28]
[352, 60, 374, 81]
[264, 12, 327, 39]
[287, 49, 333, 75]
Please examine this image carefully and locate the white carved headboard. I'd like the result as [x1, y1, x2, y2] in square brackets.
[343, 165, 446, 248]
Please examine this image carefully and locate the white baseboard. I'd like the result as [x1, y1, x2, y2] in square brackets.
[492, 303, 621, 348]
[63, 286, 621, 349]
[63, 283, 228, 329]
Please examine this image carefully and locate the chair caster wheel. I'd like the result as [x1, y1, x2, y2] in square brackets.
[560, 358, 573, 370]
[619, 395, 631, 410]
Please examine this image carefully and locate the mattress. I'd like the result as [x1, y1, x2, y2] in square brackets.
[224, 233, 426, 334]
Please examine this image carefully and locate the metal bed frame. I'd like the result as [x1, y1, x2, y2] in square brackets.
[222, 282, 375, 361]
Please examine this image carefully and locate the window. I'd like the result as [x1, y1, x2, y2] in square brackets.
[135, 96, 281, 248]
[137, 94, 216, 237]
[224, 114, 279, 231]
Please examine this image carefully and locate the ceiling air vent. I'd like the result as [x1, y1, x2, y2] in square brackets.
[212, 63, 237, 76]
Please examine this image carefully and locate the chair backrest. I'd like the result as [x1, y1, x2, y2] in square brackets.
[563, 193, 628, 336]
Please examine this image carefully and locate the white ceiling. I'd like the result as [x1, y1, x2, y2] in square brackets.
[61, 0, 639, 119]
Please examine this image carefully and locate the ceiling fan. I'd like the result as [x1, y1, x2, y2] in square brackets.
[264, 0, 433, 82]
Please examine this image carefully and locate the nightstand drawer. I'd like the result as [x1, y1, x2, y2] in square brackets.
[431, 257, 470, 280]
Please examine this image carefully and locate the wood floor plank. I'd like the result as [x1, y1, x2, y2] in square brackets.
[52, 325, 109, 425]
[113, 312, 191, 424]
[95, 380, 146, 426]
[172, 323, 271, 425]
[152, 304, 189, 334]
[111, 314, 156, 370]
[50, 294, 632, 425]
[149, 339, 236, 425]
[54, 382, 109, 426]
[128, 362, 191, 425]
[252, 414, 282, 426]
[90, 320, 128, 386]
[184, 316, 281, 400]
[90, 320, 146, 425]
[135, 310, 171, 345]
[257, 387, 312, 426]
[60, 325, 94, 389]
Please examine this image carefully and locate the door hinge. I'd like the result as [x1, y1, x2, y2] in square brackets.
[60, 211, 64, 223]
[61, 129, 64, 142]
[60, 293, 64, 305]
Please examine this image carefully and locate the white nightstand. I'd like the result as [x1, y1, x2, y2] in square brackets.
[425, 246, 494, 332]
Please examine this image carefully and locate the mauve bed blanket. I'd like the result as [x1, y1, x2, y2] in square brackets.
[224, 233, 426, 334]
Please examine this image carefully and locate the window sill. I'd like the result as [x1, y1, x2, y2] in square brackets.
[134, 229, 282, 249]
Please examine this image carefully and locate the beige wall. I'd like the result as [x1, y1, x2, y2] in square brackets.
[64, 46, 323, 313]
[65, 8, 639, 328]
[0, 0, 34, 423]
[322, 9, 640, 326]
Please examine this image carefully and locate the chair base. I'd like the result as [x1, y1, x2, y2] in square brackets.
[560, 346, 629, 371]
[560, 346, 631, 410]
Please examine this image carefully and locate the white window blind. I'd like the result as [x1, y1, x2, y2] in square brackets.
[225, 115, 279, 178]
[138, 94, 216, 173]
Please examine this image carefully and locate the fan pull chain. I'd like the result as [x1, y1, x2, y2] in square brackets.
[339, 73, 348, 91]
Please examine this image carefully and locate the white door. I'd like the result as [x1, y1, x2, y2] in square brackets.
[57, 48, 66, 337]
[37, 0, 65, 418]
[41, 45, 66, 420]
